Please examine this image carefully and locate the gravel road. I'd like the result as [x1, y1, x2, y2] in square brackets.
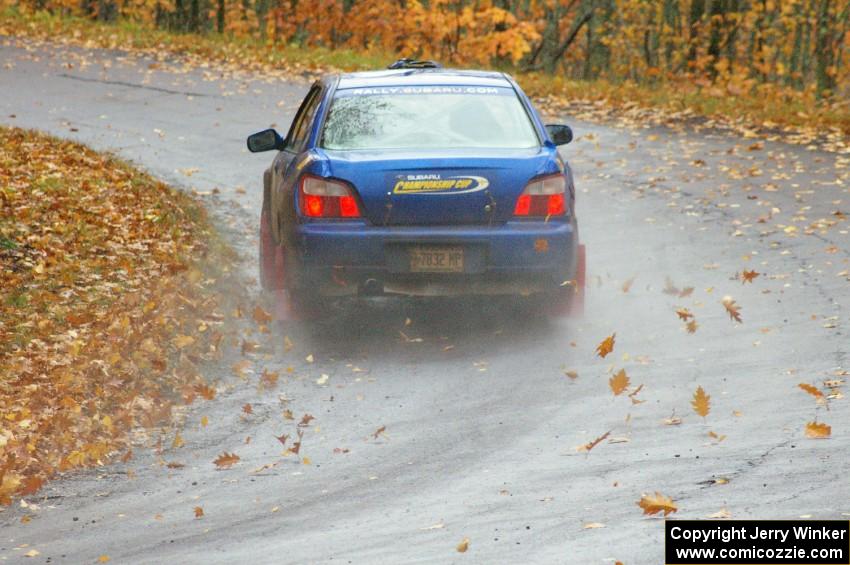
[1, 36, 848, 564]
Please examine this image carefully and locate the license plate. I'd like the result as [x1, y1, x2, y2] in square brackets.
[409, 246, 464, 273]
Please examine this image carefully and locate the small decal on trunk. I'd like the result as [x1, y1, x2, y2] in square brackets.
[392, 174, 489, 195]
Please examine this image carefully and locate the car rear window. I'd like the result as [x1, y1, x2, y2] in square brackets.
[321, 86, 540, 151]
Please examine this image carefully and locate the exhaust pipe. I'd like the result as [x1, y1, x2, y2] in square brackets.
[361, 278, 384, 296]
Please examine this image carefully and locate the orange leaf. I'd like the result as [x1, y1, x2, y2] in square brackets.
[373, 425, 387, 439]
[196, 383, 216, 400]
[456, 537, 470, 553]
[722, 296, 742, 323]
[676, 308, 693, 321]
[628, 383, 644, 404]
[194, 506, 204, 518]
[213, 452, 240, 469]
[260, 369, 279, 388]
[609, 369, 630, 396]
[804, 422, 831, 439]
[253, 305, 273, 324]
[741, 270, 760, 283]
[18, 476, 43, 496]
[232, 359, 252, 378]
[692, 386, 711, 418]
[298, 414, 315, 427]
[242, 403, 253, 415]
[596, 333, 616, 358]
[798, 383, 825, 402]
[686, 320, 698, 334]
[637, 492, 678, 516]
[576, 430, 611, 453]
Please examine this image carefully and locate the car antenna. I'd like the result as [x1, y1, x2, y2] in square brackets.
[387, 58, 442, 69]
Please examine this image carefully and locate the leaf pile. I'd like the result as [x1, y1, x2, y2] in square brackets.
[0, 126, 235, 503]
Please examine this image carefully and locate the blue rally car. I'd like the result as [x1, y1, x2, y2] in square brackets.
[248, 59, 585, 318]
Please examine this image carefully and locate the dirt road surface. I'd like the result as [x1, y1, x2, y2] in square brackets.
[1, 37, 848, 564]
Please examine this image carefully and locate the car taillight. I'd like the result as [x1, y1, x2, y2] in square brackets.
[299, 175, 361, 218]
[513, 173, 567, 217]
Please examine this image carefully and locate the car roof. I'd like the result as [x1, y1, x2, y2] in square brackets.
[336, 69, 512, 90]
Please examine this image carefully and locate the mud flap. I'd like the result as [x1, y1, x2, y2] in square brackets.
[569, 243, 586, 317]
[549, 242, 585, 318]
[259, 210, 286, 291]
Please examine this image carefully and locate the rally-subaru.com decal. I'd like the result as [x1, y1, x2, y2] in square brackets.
[392, 174, 490, 195]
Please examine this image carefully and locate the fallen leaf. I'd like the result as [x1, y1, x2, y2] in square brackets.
[232, 359, 252, 378]
[18, 476, 43, 496]
[596, 334, 616, 358]
[253, 306, 273, 324]
[196, 384, 216, 400]
[456, 537, 470, 553]
[637, 492, 678, 516]
[628, 383, 644, 404]
[676, 308, 693, 321]
[298, 414, 314, 427]
[213, 452, 240, 469]
[609, 369, 630, 396]
[798, 383, 825, 403]
[260, 369, 279, 388]
[194, 506, 204, 518]
[373, 425, 387, 439]
[173, 335, 195, 349]
[663, 414, 682, 425]
[804, 422, 831, 439]
[692, 386, 711, 418]
[707, 508, 731, 519]
[583, 522, 606, 529]
[722, 296, 742, 323]
[576, 430, 611, 453]
[742, 270, 760, 283]
[565, 370, 578, 380]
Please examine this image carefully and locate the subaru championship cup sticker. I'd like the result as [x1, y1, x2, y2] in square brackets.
[392, 174, 490, 195]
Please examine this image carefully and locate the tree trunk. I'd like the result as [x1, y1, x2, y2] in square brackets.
[815, 0, 836, 95]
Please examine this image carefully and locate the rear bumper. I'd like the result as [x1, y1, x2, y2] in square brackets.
[292, 220, 578, 296]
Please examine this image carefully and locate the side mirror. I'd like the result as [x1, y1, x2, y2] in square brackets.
[247, 129, 285, 152]
[545, 124, 573, 146]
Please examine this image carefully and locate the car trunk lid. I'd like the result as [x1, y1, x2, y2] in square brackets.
[322, 148, 553, 226]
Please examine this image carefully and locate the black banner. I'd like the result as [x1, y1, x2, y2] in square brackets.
[666, 520, 850, 564]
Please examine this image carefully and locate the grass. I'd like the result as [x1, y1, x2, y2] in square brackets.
[2, 7, 848, 138]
